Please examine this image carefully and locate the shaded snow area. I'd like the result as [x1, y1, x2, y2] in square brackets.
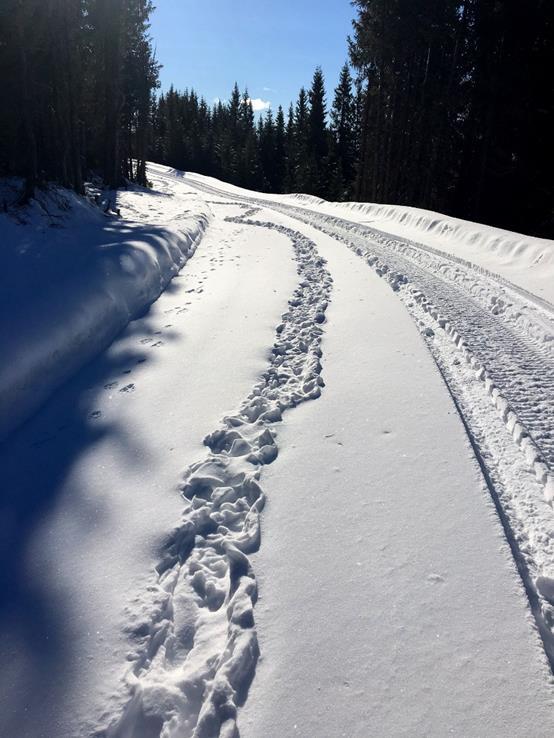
[0, 179, 210, 438]
[1, 164, 554, 737]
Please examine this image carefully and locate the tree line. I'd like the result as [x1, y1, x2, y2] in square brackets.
[150, 0, 553, 236]
[0, 0, 159, 199]
[0, 1, 552, 236]
[349, 0, 554, 237]
[149, 66, 361, 202]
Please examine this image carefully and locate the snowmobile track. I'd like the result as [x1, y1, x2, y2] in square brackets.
[181, 175, 554, 669]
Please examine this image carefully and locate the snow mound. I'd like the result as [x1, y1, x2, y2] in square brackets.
[0, 183, 211, 438]
[281, 195, 554, 294]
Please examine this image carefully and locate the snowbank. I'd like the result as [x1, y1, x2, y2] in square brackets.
[285, 194, 554, 271]
[0, 183, 211, 438]
[279, 196, 554, 302]
[176, 166, 554, 302]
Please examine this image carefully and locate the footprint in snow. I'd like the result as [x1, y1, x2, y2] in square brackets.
[89, 410, 102, 419]
[104, 381, 118, 390]
[427, 573, 445, 584]
[151, 341, 164, 348]
[119, 383, 135, 393]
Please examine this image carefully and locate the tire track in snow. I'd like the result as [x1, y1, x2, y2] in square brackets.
[181, 177, 554, 670]
[95, 211, 332, 737]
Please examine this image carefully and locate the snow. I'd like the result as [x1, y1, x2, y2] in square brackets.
[178, 166, 554, 303]
[279, 195, 554, 299]
[0, 179, 298, 736]
[2, 165, 554, 737]
[238, 209, 554, 738]
[0, 180, 210, 439]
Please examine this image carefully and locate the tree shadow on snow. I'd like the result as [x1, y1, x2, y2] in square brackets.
[0, 305, 178, 737]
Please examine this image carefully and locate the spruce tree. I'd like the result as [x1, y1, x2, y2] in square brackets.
[274, 106, 287, 194]
[284, 103, 295, 191]
[292, 87, 310, 192]
[329, 63, 356, 199]
[307, 67, 328, 197]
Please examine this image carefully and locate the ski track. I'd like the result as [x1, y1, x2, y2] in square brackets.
[95, 208, 332, 737]
[180, 175, 554, 668]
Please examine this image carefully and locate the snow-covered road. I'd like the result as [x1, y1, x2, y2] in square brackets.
[2, 165, 554, 737]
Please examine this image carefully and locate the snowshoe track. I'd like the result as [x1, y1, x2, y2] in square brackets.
[96, 212, 332, 737]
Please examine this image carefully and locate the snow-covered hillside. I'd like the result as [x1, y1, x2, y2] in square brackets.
[1, 165, 553, 738]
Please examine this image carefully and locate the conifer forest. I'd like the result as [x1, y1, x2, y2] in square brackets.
[0, 0, 552, 236]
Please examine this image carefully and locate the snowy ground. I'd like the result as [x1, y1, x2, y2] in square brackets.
[1, 165, 554, 737]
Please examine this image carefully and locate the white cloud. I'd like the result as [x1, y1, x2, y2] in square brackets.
[262, 86, 277, 93]
[248, 97, 271, 112]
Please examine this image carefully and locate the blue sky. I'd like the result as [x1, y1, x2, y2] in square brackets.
[149, 0, 356, 114]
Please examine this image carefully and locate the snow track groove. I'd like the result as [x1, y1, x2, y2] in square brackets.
[96, 212, 332, 738]
[181, 176, 554, 669]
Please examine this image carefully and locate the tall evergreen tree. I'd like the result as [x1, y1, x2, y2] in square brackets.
[292, 87, 310, 192]
[0, 0, 159, 194]
[284, 103, 295, 191]
[274, 106, 287, 194]
[259, 108, 276, 191]
[329, 63, 357, 199]
[306, 66, 328, 196]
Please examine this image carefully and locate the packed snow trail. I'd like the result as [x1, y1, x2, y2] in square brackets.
[97, 210, 332, 737]
[2, 166, 554, 737]
[237, 207, 554, 737]
[181, 171, 554, 661]
[0, 185, 299, 737]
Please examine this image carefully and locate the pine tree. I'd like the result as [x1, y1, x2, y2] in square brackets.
[259, 108, 276, 191]
[284, 103, 295, 191]
[306, 67, 328, 196]
[329, 63, 356, 199]
[292, 87, 310, 192]
[274, 106, 287, 194]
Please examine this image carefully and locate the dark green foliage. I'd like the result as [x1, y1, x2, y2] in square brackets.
[328, 64, 357, 199]
[4, 1, 549, 236]
[349, 0, 554, 237]
[0, 0, 159, 195]
[149, 74, 339, 199]
[306, 67, 329, 195]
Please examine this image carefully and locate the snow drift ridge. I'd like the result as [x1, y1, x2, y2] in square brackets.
[0, 192, 211, 439]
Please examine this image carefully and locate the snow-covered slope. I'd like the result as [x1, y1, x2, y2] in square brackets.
[0, 182, 210, 438]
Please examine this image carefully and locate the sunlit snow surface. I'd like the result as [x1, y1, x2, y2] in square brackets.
[1, 166, 554, 737]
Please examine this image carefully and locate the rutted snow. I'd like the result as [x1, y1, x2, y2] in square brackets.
[98, 210, 332, 737]
[178, 171, 554, 734]
[178, 165, 554, 302]
[281, 195, 554, 295]
[3, 165, 554, 738]
[184, 172, 554, 657]
[0, 186, 298, 737]
[237, 209, 554, 737]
